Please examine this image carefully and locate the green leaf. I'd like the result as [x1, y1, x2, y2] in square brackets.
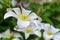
[41, 16, 53, 25]
[55, 16, 60, 21]
[24, 0, 29, 3]
[55, 24, 60, 28]
[42, 10, 52, 17]
[27, 34, 38, 40]
[30, 3, 41, 13]
[2, 38, 11, 40]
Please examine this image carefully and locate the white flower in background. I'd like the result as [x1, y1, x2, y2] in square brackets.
[11, 0, 17, 6]
[46, 0, 53, 2]
[0, 29, 22, 40]
[0, 34, 3, 38]
[14, 22, 41, 39]
[4, 6, 42, 28]
[39, 0, 53, 4]
[48, 0, 52, 2]
[43, 23, 60, 40]
[11, 0, 30, 9]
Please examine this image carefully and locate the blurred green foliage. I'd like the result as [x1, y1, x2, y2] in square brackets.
[0, 0, 16, 32]
[30, 2, 60, 28]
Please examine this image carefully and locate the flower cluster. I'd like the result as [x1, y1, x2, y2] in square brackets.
[4, 6, 60, 40]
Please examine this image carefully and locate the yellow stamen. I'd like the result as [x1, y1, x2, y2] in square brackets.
[26, 27, 32, 33]
[47, 30, 53, 36]
[18, 14, 30, 21]
[6, 34, 13, 39]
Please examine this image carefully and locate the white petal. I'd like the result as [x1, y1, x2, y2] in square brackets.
[29, 13, 38, 20]
[31, 20, 42, 30]
[12, 38, 20, 40]
[2, 29, 10, 36]
[37, 23, 45, 30]
[6, 8, 12, 12]
[14, 33, 22, 38]
[37, 23, 48, 30]
[14, 27, 23, 32]
[43, 23, 51, 31]
[29, 22, 38, 29]
[21, 6, 31, 15]
[14, 26, 25, 32]
[50, 25, 59, 33]
[4, 11, 17, 19]
[38, 17, 42, 22]
[43, 23, 59, 33]
[17, 20, 30, 28]
[0, 34, 3, 38]
[53, 38, 60, 40]
[33, 31, 41, 37]
[31, 20, 40, 27]
[53, 32, 60, 40]
[43, 32, 53, 40]
[12, 8, 21, 15]
[54, 32, 60, 35]
[25, 33, 30, 39]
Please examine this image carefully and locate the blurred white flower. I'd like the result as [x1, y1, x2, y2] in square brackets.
[38, 0, 53, 4]
[4, 6, 42, 28]
[48, 0, 53, 2]
[11, 0, 17, 6]
[0, 29, 22, 40]
[43, 0, 53, 2]
[0, 34, 3, 38]
[14, 22, 41, 39]
[43, 23, 60, 40]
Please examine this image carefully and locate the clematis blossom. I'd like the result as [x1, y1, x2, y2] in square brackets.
[4, 6, 42, 28]
[14, 22, 41, 39]
[43, 23, 60, 40]
[0, 29, 22, 40]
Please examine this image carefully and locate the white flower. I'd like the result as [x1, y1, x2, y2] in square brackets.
[14, 22, 41, 39]
[0, 34, 3, 38]
[39, 0, 53, 4]
[11, 0, 17, 6]
[47, 0, 53, 2]
[4, 6, 42, 28]
[0, 29, 22, 40]
[43, 23, 60, 40]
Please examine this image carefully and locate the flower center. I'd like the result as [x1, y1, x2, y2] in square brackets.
[18, 14, 30, 21]
[26, 27, 32, 33]
[47, 31, 53, 36]
[6, 34, 13, 39]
